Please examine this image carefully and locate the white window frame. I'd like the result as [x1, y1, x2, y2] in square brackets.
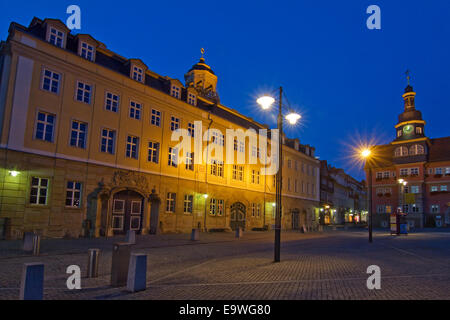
[151, 109, 161, 127]
[35, 111, 55, 142]
[65, 181, 82, 208]
[132, 65, 144, 82]
[166, 193, 176, 213]
[129, 100, 142, 120]
[101, 128, 116, 154]
[76, 81, 92, 104]
[188, 93, 196, 105]
[168, 147, 178, 167]
[30, 177, 49, 205]
[80, 42, 95, 61]
[170, 116, 180, 131]
[148, 141, 159, 164]
[41, 68, 61, 94]
[70, 120, 88, 149]
[105, 92, 120, 113]
[126, 135, 139, 159]
[48, 27, 65, 48]
[171, 85, 181, 99]
[183, 195, 193, 214]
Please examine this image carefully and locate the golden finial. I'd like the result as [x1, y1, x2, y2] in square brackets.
[405, 69, 411, 85]
[200, 48, 205, 60]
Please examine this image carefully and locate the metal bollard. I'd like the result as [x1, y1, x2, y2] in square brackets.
[111, 242, 132, 287]
[235, 227, 243, 239]
[127, 253, 147, 292]
[191, 228, 199, 241]
[20, 263, 44, 300]
[23, 232, 34, 251]
[87, 249, 100, 278]
[32, 235, 40, 256]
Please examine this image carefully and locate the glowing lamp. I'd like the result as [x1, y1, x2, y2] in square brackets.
[256, 96, 275, 110]
[9, 171, 19, 177]
[285, 112, 301, 125]
[361, 149, 371, 158]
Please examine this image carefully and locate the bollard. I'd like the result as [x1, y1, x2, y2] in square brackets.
[127, 253, 147, 292]
[191, 228, 199, 241]
[126, 230, 136, 244]
[23, 232, 34, 251]
[87, 249, 100, 278]
[32, 234, 40, 256]
[235, 227, 243, 239]
[20, 263, 44, 300]
[318, 225, 324, 232]
[111, 242, 132, 287]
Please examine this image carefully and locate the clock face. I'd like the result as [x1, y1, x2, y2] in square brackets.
[403, 125, 414, 134]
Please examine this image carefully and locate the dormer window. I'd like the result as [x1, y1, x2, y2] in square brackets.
[48, 27, 65, 48]
[132, 66, 144, 83]
[80, 42, 95, 61]
[171, 85, 180, 99]
[188, 93, 196, 105]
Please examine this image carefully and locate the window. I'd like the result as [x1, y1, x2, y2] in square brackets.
[431, 186, 438, 192]
[129, 101, 142, 120]
[410, 186, 420, 194]
[151, 109, 161, 127]
[126, 136, 139, 159]
[30, 177, 49, 205]
[66, 181, 81, 207]
[294, 179, 298, 192]
[41, 69, 60, 94]
[76, 81, 92, 104]
[411, 204, 420, 213]
[210, 160, 224, 177]
[440, 185, 448, 192]
[132, 66, 144, 82]
[395, 146, 408, 157]
[183, 195, 193, 214]
[171, 85, 180, 99]
[416, 127, 422, 134]
[48, 27, 64, 47]
[383, 171, 390, 179]
[409, 144, 424, 155]
[188, 93, 196, 105]
[287, 159, 292, 168]
[212, 131, 224, 146]
[188, 123, 195, 137]
[402, 204, 409, 213]
[232, 165, 244, 181]
[147, 141, 159, 163]
[186, 152, 194, 171]
[251, 170, 260, 184]
[168, 147, 178, 167]
[170, 116, 180, 131]
[376, 172, 383, 179]
[80, 42, 94, 61]
[209, 199, 224, 216]
[431, 205, 440, 213]
[400, 168, 409, 176]
[435, 168, 443, 175]
[35, 112, 55, 142]
[166, 193, 176, 213]
[101, 129, 116, 154]
[397, 130, 402, 137]
[446, 168, 450, 175]
[70, 120, 87, 148]
[410, 168, 419, 175]
[105, 92, 119, 112]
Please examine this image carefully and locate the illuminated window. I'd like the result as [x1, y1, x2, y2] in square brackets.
[409, 144, 424, 155]
[185, 152, 194, 171]
[416, 126, 422, 134]
[101, 129, 115, 154]
[252, 170, 260, 184]
[168, 147, 178, 167]
[232, 165, 244, 181]
[147, 141, 159, 164]
[395, 146, 408, 157]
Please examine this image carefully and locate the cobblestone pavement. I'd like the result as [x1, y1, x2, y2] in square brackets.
[0, 229, 449, 300]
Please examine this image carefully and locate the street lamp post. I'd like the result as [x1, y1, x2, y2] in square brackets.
[361, 148, 373, 243]
[257, 87, 300, 262]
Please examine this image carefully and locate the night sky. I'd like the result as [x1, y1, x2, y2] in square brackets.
[1, 0, 450, 180]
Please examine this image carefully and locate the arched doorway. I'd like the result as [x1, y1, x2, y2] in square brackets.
[230, 202, 246, 230]
[111, 190, 144, 235]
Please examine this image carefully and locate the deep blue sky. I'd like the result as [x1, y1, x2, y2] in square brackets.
[1, 0, 450, 180]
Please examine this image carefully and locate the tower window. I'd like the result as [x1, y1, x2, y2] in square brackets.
[416, 126, 423, 134]
[397, 130, 402, 137]
[394, 146, 408, 157]
[171, 86, 180, 99]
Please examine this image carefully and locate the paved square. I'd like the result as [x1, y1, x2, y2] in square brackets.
[0, 230, 449, 300]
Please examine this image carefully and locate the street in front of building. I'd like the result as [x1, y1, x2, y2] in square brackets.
[0, 229, 449, 300]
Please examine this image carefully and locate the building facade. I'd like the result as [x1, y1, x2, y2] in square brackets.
[0, 18, 320, 239]
[319, 160, 367, 225]
[367, 83, 450, 228]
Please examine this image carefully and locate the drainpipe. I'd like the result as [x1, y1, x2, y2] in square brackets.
[203, 112, 213, 232]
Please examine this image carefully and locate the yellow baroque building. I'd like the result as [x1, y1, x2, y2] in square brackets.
[0, 18, 320, 239]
